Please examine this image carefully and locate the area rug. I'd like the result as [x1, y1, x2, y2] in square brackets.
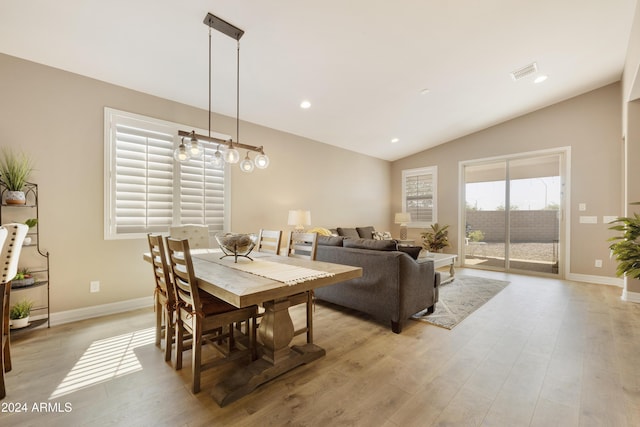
[412, 275, 510, 329]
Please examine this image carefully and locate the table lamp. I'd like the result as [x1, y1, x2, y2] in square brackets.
[395, 212, 412, 240]
[288, 209, 311, 231]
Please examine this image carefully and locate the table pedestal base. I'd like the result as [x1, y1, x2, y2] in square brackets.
[211, 343, 325, 407]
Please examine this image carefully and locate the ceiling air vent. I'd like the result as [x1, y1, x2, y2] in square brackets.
[510, 62, 538, 81]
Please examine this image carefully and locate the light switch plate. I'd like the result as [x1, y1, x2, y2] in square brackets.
[579, 216, 597, 224]
[579, 203, 587, 211]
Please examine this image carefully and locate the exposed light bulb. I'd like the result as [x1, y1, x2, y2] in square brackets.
[188, 135, 204, 159]
[223, 147, 240, 164]
[254, 153, 270, 169]
[173, 139, 191, 162]
[210, 148, 224, 168]
[240, 152, 255, 173]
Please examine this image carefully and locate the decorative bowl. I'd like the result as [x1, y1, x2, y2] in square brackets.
[215, 232, 258, 262]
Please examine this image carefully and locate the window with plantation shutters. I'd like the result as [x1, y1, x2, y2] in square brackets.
[104, 108, 229, 239]
[401, 166, 437, 227]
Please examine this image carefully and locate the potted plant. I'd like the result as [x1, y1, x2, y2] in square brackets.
[23, 218, 37, 245]
[9, 299, 33, 329]
[421, 223, 450, 252]
[608, 212, 640, 279]
[0, 147, 34, 205]
[12, 268, 35, 287]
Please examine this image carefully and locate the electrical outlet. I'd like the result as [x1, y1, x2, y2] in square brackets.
[595, 259, 602, 268]
[90, 281, 100, 293]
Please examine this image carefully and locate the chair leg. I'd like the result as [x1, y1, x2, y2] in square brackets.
[164, 307, 174, 363]
[175, 318, 184, 371]
[192, 321, 202, 394]
[3, 284, 10, 373]
[306, 291, 313, 344]
[155, 296, 162, 349]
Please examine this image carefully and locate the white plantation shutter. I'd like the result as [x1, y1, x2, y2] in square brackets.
[402, 166, 437, 226]
[105, 108, 229, 239]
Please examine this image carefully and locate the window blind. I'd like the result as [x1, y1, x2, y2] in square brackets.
[402, 166, 437, 225]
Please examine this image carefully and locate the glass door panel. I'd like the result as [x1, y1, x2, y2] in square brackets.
[507, 155, 561, 275]
[464, 161, 506, 270]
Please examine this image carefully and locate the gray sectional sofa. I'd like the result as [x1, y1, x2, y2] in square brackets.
[314, 234, 440, 333]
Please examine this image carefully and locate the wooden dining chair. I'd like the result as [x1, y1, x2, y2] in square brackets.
[165, 237, 257, 393]
[147, 234, 176, 363]
[256, 229, 282, 255]
[285, 231, 318, 344]
[0, 223, 28, 400]
[169, 224, 211, 249]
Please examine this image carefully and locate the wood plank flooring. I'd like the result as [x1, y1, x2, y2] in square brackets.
[3, 268, 640, 426]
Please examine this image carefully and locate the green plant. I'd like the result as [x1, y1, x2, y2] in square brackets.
[468, 230, 485, 242]
[0, 147, 34, 191]
[10, 299, 33, 320]
[609, 212, 640, 279]
[25, 218, 38, 228]
[13, 267, 31, 281]
[421, 223, 450, 252]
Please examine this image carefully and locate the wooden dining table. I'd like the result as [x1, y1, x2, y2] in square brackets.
[144, 248, 362, 406]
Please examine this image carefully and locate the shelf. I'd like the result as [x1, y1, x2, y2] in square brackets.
[11, 280, 48, 290]
[1, 203, 36, 208]
[10, 318, 48, 334]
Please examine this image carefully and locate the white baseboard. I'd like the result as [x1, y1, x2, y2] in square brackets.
[565, 273, 624, 287]
[49, 296, 153, 326]
[622, 289, 640, 303]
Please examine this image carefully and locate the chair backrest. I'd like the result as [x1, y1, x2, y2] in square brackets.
[256, 229, 282, 255]
[147, 234, 175, 306]
[285, 231, 318, 260]
[165, 237, 201, 312]
[0, 223, 28, 285]
[169, 224, 211, 249]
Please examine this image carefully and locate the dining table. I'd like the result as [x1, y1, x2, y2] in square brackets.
[143, 248, 362, 406]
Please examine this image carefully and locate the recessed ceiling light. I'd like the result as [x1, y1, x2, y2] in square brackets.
[300, 100, 311, 109]
[534, 75, 548, 84]
[420, 88, 430, 95]
[391, 138, 399, 143]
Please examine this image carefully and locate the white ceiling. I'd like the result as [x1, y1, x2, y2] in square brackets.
[0, 1, 637, 161]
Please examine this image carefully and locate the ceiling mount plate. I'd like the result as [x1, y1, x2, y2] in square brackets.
[203, 13, 244, 40]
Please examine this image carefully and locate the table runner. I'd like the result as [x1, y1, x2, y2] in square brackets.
[207, 257, 335, 285]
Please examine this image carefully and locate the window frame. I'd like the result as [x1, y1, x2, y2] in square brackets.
[104, 107, 231, 240]
[401, 166, 437, 228]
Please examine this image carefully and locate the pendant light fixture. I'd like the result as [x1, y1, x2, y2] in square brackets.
[174, 13, 269, 172]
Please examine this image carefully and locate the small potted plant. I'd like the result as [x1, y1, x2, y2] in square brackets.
[12, 268, 35, 287]
[10, 299, 33, 329]
[0, 147, 34, 205]
[421, 223, 450, 252]
[608, 211, 640, 279]
[23, 218, 37, 245]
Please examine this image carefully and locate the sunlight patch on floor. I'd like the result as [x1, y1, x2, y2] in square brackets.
[49, 327, 155, 399]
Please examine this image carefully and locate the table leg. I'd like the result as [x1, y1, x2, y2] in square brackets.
[449, 261, 455, 278]
[210, 295, 326, 407]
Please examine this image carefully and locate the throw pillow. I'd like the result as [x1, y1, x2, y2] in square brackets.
[397, 245, 422, 260]
[317, 235, 345, 246]
[337, 227, 360, 238]
[343, 238, 397, 251]
[356, 226, 375, 239]
[307, 227, 332, 236]
[372, 231, 393, 240]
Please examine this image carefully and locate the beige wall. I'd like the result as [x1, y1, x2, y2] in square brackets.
[391, 83, 623, 279]
[0, 53, 390, 313]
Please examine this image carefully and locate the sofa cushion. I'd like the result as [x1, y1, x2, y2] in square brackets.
[356, 226, 375, 239]
[372, 231, 393, 240]
[337, 227, 360, 238]
[343, 238, 397, 251]
[397, 245, 422, 260]
[318, 235, 345, 246]
[307, 227, 333, 236]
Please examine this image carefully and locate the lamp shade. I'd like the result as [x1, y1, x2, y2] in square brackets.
[394, 212, 412, 225]
[288, 210, 311, 230]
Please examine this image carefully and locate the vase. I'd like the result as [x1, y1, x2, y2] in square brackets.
[5, 190, 26, 205]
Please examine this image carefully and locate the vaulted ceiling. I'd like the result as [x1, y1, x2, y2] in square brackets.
[0, 1, 637, 160]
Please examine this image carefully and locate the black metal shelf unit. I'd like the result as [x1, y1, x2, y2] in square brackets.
[0, 182, 50, 332]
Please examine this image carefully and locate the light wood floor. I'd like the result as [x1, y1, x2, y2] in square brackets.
[4, 268, 640, 426]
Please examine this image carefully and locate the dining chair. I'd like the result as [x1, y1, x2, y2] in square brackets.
[165, 237, 257, 393]
[169, 224, 211, 249]
[0, 223, 28, 400]
[285, 231, 318, 344]
[147, 234, 176, 363]
[256, 229, 282, 255]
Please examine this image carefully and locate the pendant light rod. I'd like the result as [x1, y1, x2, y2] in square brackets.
[177, 130, 265, 154]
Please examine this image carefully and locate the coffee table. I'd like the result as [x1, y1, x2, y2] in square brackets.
[418, 252, 458, 284]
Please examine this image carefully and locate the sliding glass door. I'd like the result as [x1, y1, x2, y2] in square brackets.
[463, 152, 564, 276]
